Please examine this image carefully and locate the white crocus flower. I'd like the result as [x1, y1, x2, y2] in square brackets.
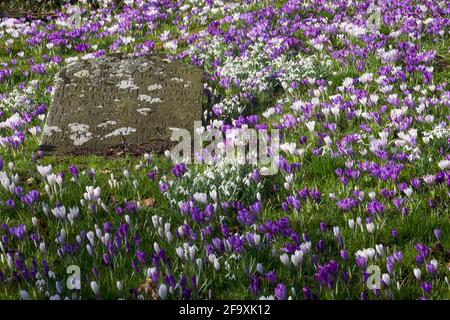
[413, 268, 421, 280]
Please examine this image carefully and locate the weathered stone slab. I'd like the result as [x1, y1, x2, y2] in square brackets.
[39, 53, 203, 154]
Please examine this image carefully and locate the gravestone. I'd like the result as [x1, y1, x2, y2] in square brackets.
[39, 53, 203, 155]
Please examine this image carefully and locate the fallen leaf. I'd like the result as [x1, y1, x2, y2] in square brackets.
[430, 242, 444, 254]
[143, 198, 154, 207]
[138, 278, 158, 299]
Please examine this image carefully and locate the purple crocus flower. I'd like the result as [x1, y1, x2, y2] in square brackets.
[171, 163, 187, 177]
[265, 271, 277, 284]
[68, 164, 78, 178]
[434, 229, 441, 241]
[391, 228, 398, 239]
[147, 171, 156, 181]
[274, 283, 286, 300]
[249, 275, 260, 295]
[421, 282, 432, 294]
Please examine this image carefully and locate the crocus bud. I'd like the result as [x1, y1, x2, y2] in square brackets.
[382, 274, 391, 286]
[434, 229, 441, 241]
[151, 215, 159, 228]
[39, 242, 46, 254]
[86, 244, 93, 256]
[158, 284, 168, 300]
[333, 226, 340, 237]
[348, 219, 355, 229]
[213, 258, 220, 271]
[254, 234, 261, 246]
[90, 281, 100, 296]
[375, 244, 384, 257]
[117, 281, 123, 292]
[413, 268, 421, 280]
[257, 263, 264, 274]
[196, 258, 203, 271]
[176, 247, 184, 259]
[20, 290, 29, 300]
[280, 254, 289, 266]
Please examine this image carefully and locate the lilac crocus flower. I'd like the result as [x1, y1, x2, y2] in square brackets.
[274, 283, 286, 300]
[434, 229, 441, 241]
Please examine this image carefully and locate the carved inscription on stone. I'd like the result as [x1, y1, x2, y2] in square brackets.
[39, 53, 203, 154]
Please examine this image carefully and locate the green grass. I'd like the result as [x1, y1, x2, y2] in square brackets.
[0, 1, 449, 300]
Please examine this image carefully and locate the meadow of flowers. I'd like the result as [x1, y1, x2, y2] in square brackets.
[0, 0, 449, 300]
